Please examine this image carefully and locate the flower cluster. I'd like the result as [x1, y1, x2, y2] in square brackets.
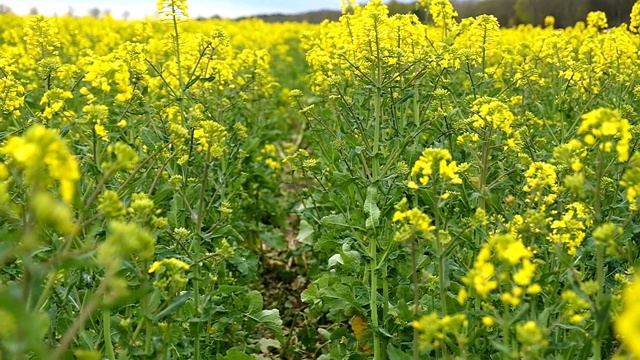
[23, 15, 60, 58]
[462, 233, 539, 303]
[631, 1, 640, 32]
[412, 313, 466, 351]
[97, 221, 156, 269]
[409, 148, 462, 188]
[149, 257, 191, 293]
[470, 97, 515, 135]
[548, 202, 592, 255]
[621, 153, 640, 210]
[522, 162, 559, 207]
[392, 206, 435, 241]
[194, 120, 227, 157]
[616, 276, 640, 358]
[577, 108, 632, 162]
[157, 0, 189, 20]
[0, 76, 25, 116]
[1, 124, 79, 203]
[422, 0, 458, 28]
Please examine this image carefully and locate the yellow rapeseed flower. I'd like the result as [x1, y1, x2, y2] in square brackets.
[482, 316, 495, 327]
[616, 276, 640, 357]
[157, 0, 189, 20]
[578, 108, 631, 162]
[411, 148, 462, 185]
[1, 125, 79, 203]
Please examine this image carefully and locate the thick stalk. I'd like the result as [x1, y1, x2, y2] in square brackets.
[411, 239, 420, 360]
[435, 203, 449, 359]
[103, 309, 116, 360]
[413, 82, 420, 127]
[593, 151, 606, 360]
[593, 245, 603, 360]
[171, 4, 185, 92]
[370, 16, 383, 360]
[193, 149, 212, 360]
[502, 304, 511, 359]
[52, 271, 112, 360]
[382, 261, 389, 356]
[435, 209, 447, 318]
[372, 16, 383, 183]
[370, 236, 381, 360]
[474, 127, 492, 313]
[478, 127, 492, 240]
[593, 152, 605, 360]
[593, 151, 604, 360]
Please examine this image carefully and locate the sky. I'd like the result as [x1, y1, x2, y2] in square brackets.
[1, 0, 356, 19]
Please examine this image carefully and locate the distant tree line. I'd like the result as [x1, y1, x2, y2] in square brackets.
[0, 5, 120, 19]
[234, 10, 342, 23]
[452, 0, 636, 28]
[237, 0, 637, 28]
[1, 0, 635, 27]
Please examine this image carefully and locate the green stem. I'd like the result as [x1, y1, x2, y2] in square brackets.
[33, 272, 58, 312]
[142, 260, 153, 355]
[171, 4, 184, 93]
[593, 150, 604, 360]
[370, 236, 381, 360]
[382, 261, 389, 356]
[370, 15, 384, 360]
[435, 213, 447, 317]
[145, 310, 152, 355]
[593, 244, 603, 360]
[502, 304, 511, 359]
[52, 270, 113, 360]
[372, 16, 383, 184]
[594, 151, 604, 224]
[103, 309, 116, 360]
[411, 239, 420, 360]
[435, 200, 449, 359]
[193, 149, 212, 360]
[478, 127, 492, 229]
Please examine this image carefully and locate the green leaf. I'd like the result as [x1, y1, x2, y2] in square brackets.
[59, 123, 74, 138]
[184, 74, 201, 90]
[394, 90, 417, 105]
[594, 295, 612, 339]
[199, 75, 217, 83]
[153, 291, 191, 322]
[323, 284, 364, 313]
[246, 290, 263, 313]
[0, 286, 48, 357]
[296, 219, 315, 245]
[507, 303, 530, 325]
[364, 185, 380, 229]
[218, 349, 253, 360]
[167, 193, 184, 228]
[209, 224, 236, 240]
[491, 340, 515, 356]
[216, 285, 245, 293]
[321, 214, 348, 227]
[251, 309, 284, 342]
[228, 248, 259, 276]
[387, 345, 412, 360]
[257, 338, 281, 353]
[300, 285, 319, 304]
[261, 231, 286, 249]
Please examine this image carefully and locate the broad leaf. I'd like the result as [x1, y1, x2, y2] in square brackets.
[251, 309, 284, 342]
[296, 219, 315, 245]
[364, 185, 380, 229]
[321, 214, 348, 227]
[387, 345, 412, 360]
[154, 291, 191, 322]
